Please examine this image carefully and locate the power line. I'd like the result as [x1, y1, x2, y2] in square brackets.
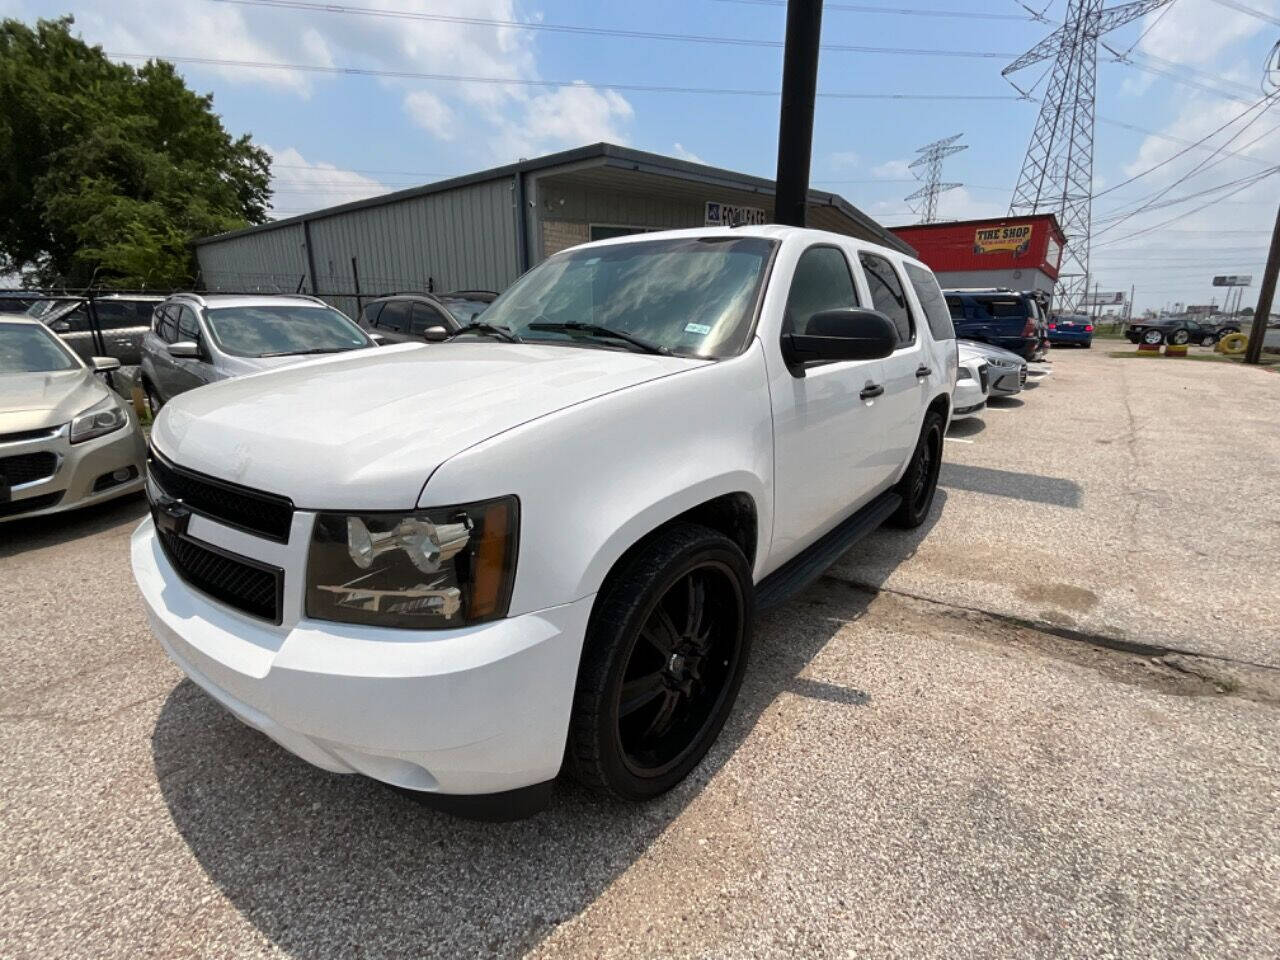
[703, 0, 1036, 19]
[106, 52, 1027, 100]
[1206, 0, 1280, 27]
[206, 0, 1017, 58]
[1096, 114, 1274, 168]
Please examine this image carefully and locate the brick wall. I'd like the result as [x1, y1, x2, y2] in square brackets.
[542, 220, 590, 258]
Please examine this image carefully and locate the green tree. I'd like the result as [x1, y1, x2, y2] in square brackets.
[0, 16, 271, 288]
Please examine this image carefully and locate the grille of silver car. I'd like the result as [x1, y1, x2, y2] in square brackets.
[0, 426, 61, 445]
[0, 451, 59, 486]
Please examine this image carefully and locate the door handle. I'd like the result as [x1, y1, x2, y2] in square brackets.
[915, 365, 932, 378]
[860, 382, 884, 400]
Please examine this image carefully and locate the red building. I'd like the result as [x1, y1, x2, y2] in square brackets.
[891, 214, 1067, 298]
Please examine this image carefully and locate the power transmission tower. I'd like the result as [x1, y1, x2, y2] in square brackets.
[1004, 0, 1174, 310]
[904, 134, 967, 223]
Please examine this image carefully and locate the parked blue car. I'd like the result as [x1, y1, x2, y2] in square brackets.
[1048, 313, 1094, 348]
[943, 289, 1048, 361]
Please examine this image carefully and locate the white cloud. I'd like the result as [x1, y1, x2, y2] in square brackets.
[404, 91, 457, 141]
[871, 159, 912, 179]
[493, 82, 635, 161]
[265, 147, 389, 218]
[672, 142, 706, 164]
[829, 150, 860, 169]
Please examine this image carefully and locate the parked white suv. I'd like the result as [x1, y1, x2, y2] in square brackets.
[131, 226, 958, 819]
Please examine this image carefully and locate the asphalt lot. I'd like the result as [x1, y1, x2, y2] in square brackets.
[2, 348, 1278, 958]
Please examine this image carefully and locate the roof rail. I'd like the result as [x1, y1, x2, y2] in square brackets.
[170, 291, 207, 306]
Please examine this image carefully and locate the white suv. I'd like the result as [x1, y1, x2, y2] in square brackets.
[131, 226, 957, 819]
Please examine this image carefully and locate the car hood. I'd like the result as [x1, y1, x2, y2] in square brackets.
[958, 340, 1025, 365]
[0, 368, 106, 433]
[151, 341, 705, 510]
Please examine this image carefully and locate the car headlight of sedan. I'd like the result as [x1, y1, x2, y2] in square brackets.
[305, 496, 518, 629]
[70, 396, 129, 444]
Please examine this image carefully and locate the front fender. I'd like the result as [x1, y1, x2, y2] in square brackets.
[420, 343, 775, 617]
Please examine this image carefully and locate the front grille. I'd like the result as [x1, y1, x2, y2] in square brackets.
[1019, 368, 1028, 386]
[978, 363, 990, 394]
[0, 491, 64, 518]
[156, 525, 283, 623]
[148, 450, 294, 542]
[0, 451, 58, 486]
[0, 426, 60, 445]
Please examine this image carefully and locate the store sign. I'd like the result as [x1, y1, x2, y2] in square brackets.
[973, 223, 1033, 255]
[1212, 275, 1252, 287]
[705, 201, 766, 227]
[1083, 291, 1125, 305]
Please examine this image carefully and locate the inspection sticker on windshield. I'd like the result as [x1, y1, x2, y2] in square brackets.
[684, 322, 712, 335]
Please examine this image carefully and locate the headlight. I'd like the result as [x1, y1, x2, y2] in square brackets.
[305, 496, 518, 629]
[70, 397, 128, 444]
[956, 367, 973, 381]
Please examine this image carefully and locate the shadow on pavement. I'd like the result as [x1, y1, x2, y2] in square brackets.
[941, 462, 1083, 509]
[0, 492, 147, 559]
[986, 396, 1025, 408]
[946, 418, 986, 438]
[151, 562, 894, 957]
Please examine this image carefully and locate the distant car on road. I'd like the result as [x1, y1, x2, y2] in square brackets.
[959, 340, 1025, 395]
[1126, 317, 1238, 346]
[1, 317, 146, 522]
[140, 293, 376, 414]
[358, 290, 497, 345]
[1048, 313, 1094, 348]
[945, 288, 1046, 361]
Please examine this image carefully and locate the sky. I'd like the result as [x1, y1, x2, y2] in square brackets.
[4, 0, 1279, 312]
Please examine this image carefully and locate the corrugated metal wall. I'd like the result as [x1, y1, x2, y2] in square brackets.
[196, 177, 521, 318]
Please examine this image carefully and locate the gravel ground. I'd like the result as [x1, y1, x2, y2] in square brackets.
[2, 349, 1278, 958]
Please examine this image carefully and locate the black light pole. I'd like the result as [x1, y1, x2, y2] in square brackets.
[774, 0, 824, 228]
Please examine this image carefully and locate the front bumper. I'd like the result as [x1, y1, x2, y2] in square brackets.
[952, 379, 987, 418]
[1, 419, 146, 522]
[132, 517, 594, 796]
[986, 365, 1024, 396]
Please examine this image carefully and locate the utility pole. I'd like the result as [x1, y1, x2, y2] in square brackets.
[774, 0, 823, 228]
[1245, 200, 1280, 364]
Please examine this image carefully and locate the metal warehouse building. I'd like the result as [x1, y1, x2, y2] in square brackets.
[195, 142, 913, 315]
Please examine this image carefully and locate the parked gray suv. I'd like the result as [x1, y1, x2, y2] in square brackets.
[38, 294, 164, 366]
[139, 293, 376, 413]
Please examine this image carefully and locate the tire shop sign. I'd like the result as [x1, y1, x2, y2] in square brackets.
[973, 223, 1033, 255]
[705, 202, 767, 227]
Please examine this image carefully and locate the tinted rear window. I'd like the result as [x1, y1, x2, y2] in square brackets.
[906, 264, 955, 342]
[975, 297, 1030, 320]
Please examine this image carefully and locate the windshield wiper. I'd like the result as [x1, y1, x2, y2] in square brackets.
[445, 321, 522, 343]
[527, 321, 670, 356]
[257, 347, 351, 357]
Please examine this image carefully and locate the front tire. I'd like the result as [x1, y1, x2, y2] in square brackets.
[142, 379, 163, 418]
[1169, 329, 1190, 345]
[566, 523, 753, 801]
[1143, 329, 1165, 345]
[889, 410, 945, 529]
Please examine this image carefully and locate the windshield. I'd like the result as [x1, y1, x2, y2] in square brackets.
[0, 321, 80, 373]
[440, 298, 491, 324]
[204, 305, 371, 358]
[479, 236, 777, 358]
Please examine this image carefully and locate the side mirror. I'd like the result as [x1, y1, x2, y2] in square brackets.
[368, 332, 387, 345]
[422, 325, 449, 342]
[91, 356, 121, 373]
[168, 340, 201, 359]
[51, 320, 71, 333]
[781, 308, 898, 366]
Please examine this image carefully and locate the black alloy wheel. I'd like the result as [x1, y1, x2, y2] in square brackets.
[567, 523, 753, 800]
[890, 410, 945, 529]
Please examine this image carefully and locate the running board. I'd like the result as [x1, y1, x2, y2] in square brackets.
[755, 491, 901, 611]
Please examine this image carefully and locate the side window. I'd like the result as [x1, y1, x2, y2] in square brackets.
[177, 306, 201, 342]
[154, 306, 173, 342]
[93, 302, 133, 330]
[362, 301, 384, 326]
[378, 300, 411, 333]
[783, 245, 858, 336]
[905, 263, 956, 342]
[53, 306, 90, 332]
[945, 296, 965, 320]
[410, 301, 448, 336]
[859, 253, 914, 346]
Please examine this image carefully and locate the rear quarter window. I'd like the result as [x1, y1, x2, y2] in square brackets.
[977, 298, 1031, 320]
[905, 263, 955, 342]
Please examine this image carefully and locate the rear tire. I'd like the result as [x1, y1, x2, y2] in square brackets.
[566, 523, 753, 801]
[889, 410, 945, 529]
[1170, 329, 1190, 346]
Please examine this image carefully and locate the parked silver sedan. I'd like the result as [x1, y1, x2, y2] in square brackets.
[958, 339, 1027, 396]
[1, 318, 146, 522]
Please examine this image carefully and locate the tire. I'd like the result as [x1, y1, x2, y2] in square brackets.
[889, 410, 945, 529]
[566, 523, 753, 801]
[1083, 340, 1092, 349]
[1169, 329, 1190, 346]
[1142, 329, 1165, 345]
[142, 379, 163, 418]
[1219, 332, 1248, 355]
